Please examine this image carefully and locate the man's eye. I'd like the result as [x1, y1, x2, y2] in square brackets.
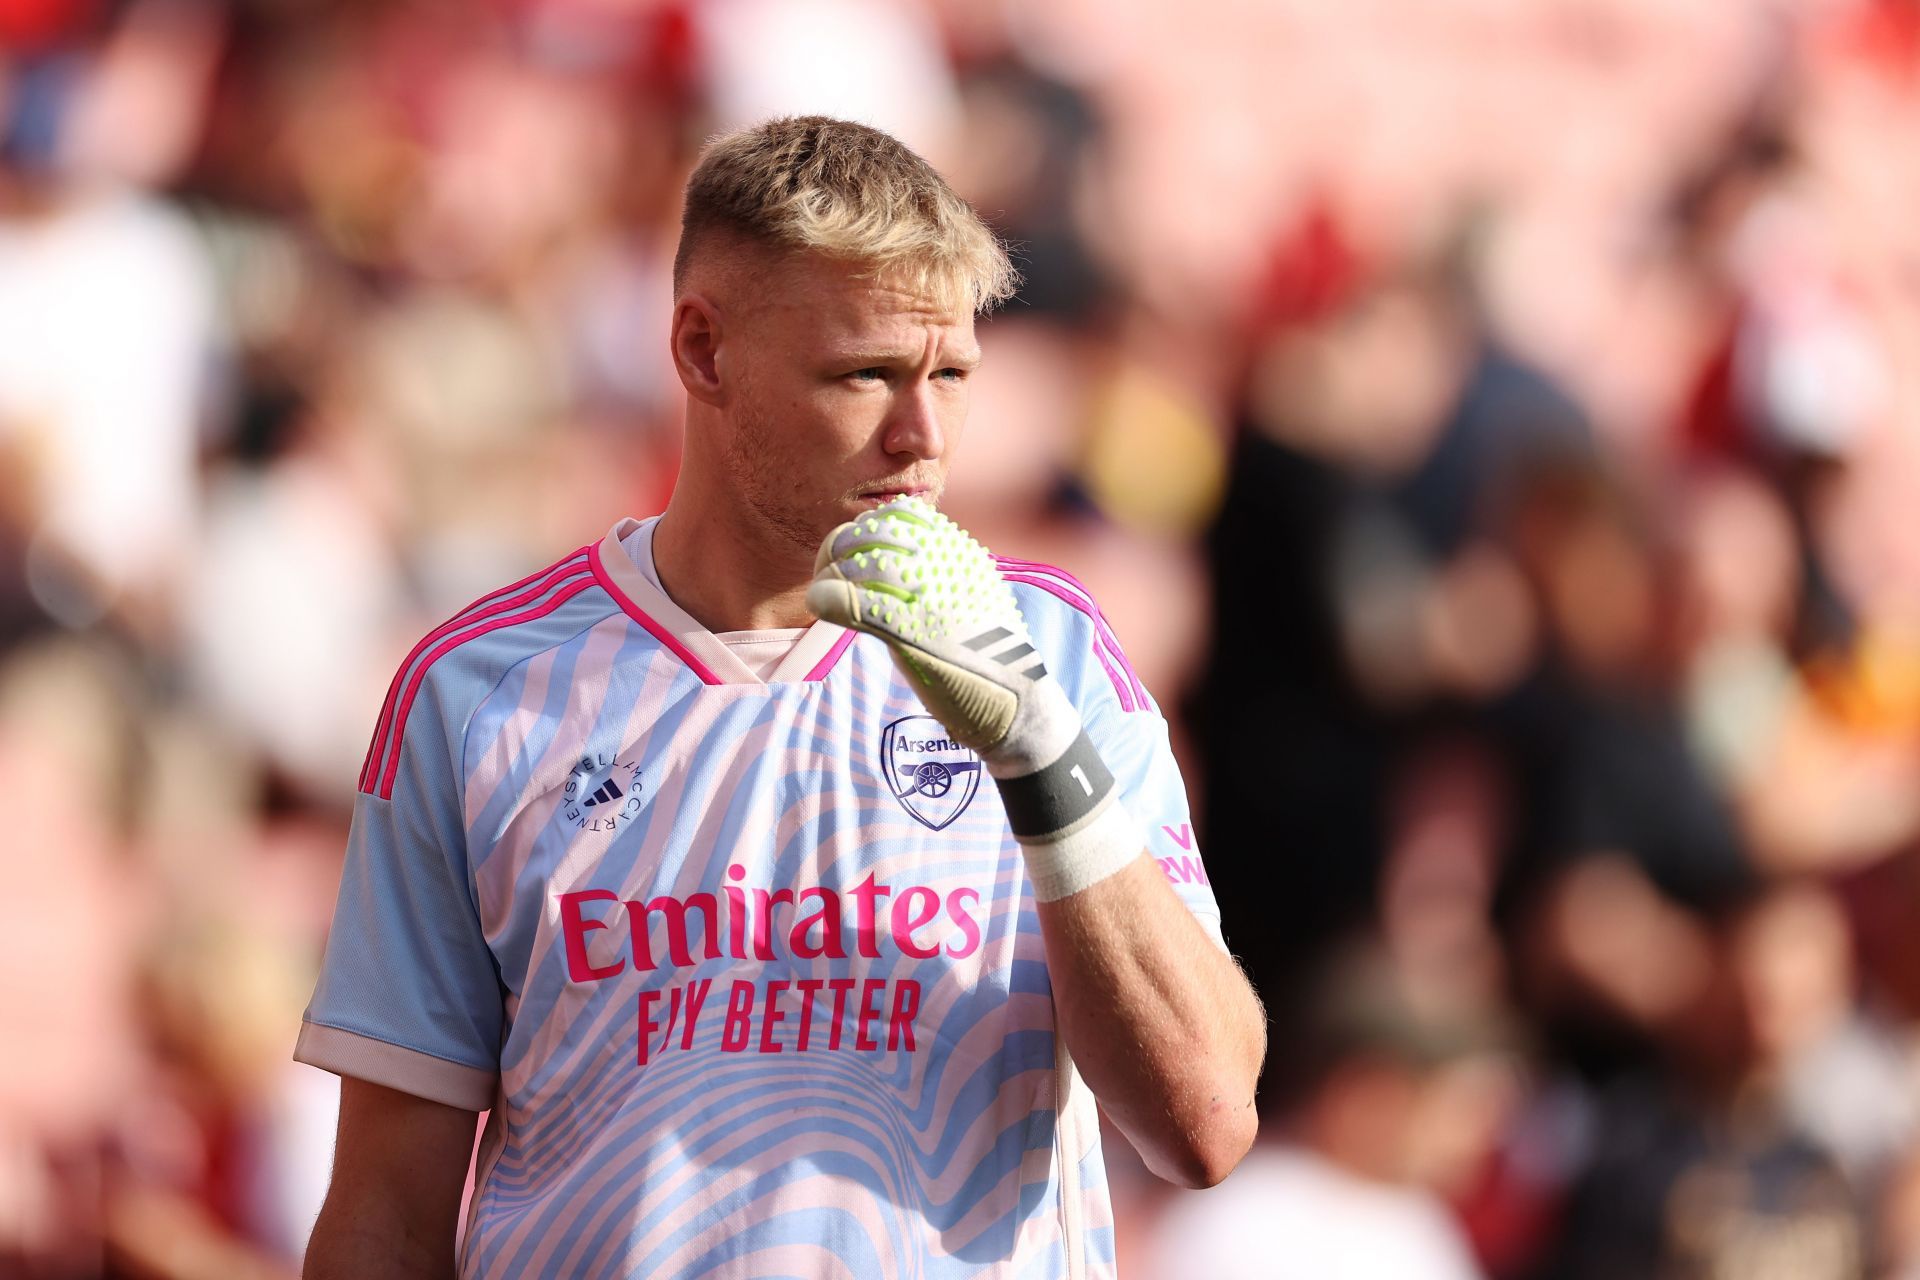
[935, 368, 968, 382]
[849, 367, 887, 383]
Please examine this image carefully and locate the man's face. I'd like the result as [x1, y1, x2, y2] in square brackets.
[718, 250, 980, 553]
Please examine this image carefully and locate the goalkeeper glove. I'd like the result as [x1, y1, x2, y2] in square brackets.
[806, 497, 1143, 900]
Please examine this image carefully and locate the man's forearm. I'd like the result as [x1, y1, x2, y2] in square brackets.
[304, 1199, 456, 1280]
[304, 1078, 472, 1280]
[1035, 851, 1264, 1188]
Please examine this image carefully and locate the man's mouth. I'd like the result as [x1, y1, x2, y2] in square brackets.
[854, 486, 932, 507]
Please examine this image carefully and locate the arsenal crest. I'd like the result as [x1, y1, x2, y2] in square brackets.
[880, 715, 982, 830]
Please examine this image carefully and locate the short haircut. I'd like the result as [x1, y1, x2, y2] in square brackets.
[673, 116, 1019, 314]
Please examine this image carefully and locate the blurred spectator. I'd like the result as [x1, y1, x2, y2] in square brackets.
[1491, 458, 1752, 918]
[696, 0, 960, 161]
[1535, 881, 1902, 1280]
[1142, 951, 1511, 1280]
[0, 8, 224, 634]
[1196, 257, 1594, 1005]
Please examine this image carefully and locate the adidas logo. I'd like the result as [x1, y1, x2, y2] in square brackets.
[564, 755, 643, 831]
[582, 778, 625, 807]
[964, 625, 1047, 679]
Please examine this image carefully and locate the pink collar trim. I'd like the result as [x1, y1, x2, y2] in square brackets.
[591, 519, 857, 686]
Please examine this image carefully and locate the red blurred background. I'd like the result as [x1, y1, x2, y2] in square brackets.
[7, 2, 1920, 1277]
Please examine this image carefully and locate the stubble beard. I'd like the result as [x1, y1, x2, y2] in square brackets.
[720, 385, 946, 568]
[722, 395, 836, 562]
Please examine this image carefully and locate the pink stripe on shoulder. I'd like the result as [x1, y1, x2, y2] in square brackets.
[358, 549, 592, 793]
[374, 574, 598, 799]
[995, 553, 1100, 601]
[587, 540, 726, 686]
[994, 555, 1150, 713]
[1000, 555, 1150, 709]
[1000, 572, 1137, 712]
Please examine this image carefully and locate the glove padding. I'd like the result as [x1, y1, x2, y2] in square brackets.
[804, 498, 1079, 778]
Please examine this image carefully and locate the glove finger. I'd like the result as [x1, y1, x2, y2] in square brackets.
[828, 556, 922, 602]
[804, 574, 865, 631]
[807, 569, 929, 641]
[813, 519, 860, 575]
[829, 510, 925, 561]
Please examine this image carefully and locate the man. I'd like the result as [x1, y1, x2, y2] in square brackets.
[298, 115, 1263, 1279]
[1143, 951, 1491, 1280]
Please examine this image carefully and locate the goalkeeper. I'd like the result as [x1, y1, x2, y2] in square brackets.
[300, 115, 1263, 1280]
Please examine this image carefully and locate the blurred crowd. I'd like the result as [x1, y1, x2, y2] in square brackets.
[6, 0, 1920, 1276]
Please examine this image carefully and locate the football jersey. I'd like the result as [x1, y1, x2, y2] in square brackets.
[297, 517, 1223, 1280]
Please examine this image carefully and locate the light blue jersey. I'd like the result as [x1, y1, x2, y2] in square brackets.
[298, 517, 1221, 1279]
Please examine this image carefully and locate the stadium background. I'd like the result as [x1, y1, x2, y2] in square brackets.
[7, 0, 1920, 1275]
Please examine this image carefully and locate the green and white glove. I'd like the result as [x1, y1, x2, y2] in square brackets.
[806, 497, 1144, 900]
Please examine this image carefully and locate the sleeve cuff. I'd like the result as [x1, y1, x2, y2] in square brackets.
[294, 1021, 497, 1111]
[1193, 909, 1228, 952]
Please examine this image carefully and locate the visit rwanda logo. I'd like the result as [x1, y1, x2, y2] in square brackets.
[563, 752, 644, 832]
[880, 715, 981, 830]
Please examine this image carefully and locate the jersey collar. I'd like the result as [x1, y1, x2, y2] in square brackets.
[589, 519, 856, 686]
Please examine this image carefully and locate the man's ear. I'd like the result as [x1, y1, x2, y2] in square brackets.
[670, 293, 726, 407]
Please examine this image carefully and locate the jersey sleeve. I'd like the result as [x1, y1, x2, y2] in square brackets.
[1006, 568, 1225, 945]
[295, 678, 503, 1110]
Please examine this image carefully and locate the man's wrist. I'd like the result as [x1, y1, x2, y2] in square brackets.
[980, 677, 1083, 778]
[1016, 796, 1145, 902]
[995, 728, 1115, 841]
[978, 680, 1144, 901]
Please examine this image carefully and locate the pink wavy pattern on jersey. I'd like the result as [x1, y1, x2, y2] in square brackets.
[463, 640, 1087, 1277]
[470, 642, 681, 914]
[495, 1068, 822, 1271]
[719, 1243, 858, 1280]
[587, 539, 726, 686]
[468, 621, 656, 909]
[486, 674, 752, 1149]
[993, 555, 1150, 713]
[475, 703, 811, 1267]
[462, 645, 563, 832]
[472, 679, 906, 1251]
[510, 1077, 825, 1274]
[495, 694, 780, 1127]
[376, 574, 598, 800]
[615, 1133, 915, 1280]
[462, 619, 636, 848]
[547, 1094, 911, 1278]
[358, 549, 593, 794]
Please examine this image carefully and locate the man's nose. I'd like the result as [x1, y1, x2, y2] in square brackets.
[883, 383, 946, 462]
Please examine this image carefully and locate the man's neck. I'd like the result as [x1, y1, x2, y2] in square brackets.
[651, 494, 818, 633]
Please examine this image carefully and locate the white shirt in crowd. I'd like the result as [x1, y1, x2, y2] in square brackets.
[1143, 1146, 1485, 1280]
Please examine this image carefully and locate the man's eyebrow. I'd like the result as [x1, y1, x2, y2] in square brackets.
[829, 349, 913, 365]
[828, 348, 984, 369]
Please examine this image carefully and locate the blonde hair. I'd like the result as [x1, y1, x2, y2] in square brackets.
[673, 116, 1019, 314]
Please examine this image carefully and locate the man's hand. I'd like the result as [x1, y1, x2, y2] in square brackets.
[807, 497, 1136, 901]
[809, 498, 1264, 1186]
